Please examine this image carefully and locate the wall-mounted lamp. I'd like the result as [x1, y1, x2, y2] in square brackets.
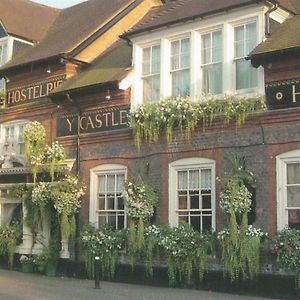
[46, 66, 51, 74]
[105, 89, 111, 100]
[66, 92, 73, 103]
[4, 76, 10, 83]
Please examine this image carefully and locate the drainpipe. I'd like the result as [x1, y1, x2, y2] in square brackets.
[265, 0, 278, 37]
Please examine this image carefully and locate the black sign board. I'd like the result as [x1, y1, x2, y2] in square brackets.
[57, 105, 130, 136]
[265, 79, 300, 109]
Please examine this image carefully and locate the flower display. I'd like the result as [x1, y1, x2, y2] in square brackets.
[31, 182, 52, 207]
[23, 121, 45, 144]
[220, 179, 252, 214]
[52, 175, 86, 216]
[130, 95, 266, 147]
[42, 141, 65, 164]
[122, 180, 157, 221]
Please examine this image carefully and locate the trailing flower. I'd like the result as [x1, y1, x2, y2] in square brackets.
[52, 175, 86, 239]
[123, 180, 158, 267]
[31, 182, 52, 207]
[0, 225, 21, 269]
[80, 224, 125, 279]
[271, 228, 300, 290]
[42, 141, 65, 181]
[23, 121, 46, 182]
[130, 95, 266, 148]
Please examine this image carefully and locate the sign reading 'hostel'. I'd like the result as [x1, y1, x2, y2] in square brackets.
[6, 76, 65, 106]
[57, 105, 130, 136]
[265, 79, 300, 109]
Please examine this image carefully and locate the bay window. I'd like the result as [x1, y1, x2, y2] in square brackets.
[169, 158, 215, 232]
[234, 22, 257, 90]
[90, 164, 127, 229]
[142, 45, 161, 102]
[170, 38, 190, 97]
[201, 30, 222, 95]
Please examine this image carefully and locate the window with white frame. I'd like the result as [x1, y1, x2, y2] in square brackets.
[0, 120, 28, 156]
[234, 22, 257, 90]
[142, 45, 161, 102]
[169, 158, 215, 232]
[201, 30, 222, 95]
[170, 37, 190, 97]
[132, 13, 264, 107]
[277, 150, 300, 230]
[90, 164, 127, 229]
[0, 40, 8, 66]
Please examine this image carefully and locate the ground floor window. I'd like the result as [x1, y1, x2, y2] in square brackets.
[169, 157, 215, 232]
[277, 150, 300, 230]
[90, 164, 127, 229]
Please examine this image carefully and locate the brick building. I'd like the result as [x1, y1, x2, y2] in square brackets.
[0, 0, 299, 260]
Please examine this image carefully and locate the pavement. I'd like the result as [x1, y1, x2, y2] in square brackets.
[0, 269, 288, 300]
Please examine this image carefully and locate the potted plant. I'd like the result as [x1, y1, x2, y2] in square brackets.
[19, 255, 35, 273]
[35, 240, 60, 276]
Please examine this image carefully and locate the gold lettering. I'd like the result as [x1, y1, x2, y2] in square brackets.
[7, 91, 14, 104]
[33, 86, 40, 99]
[46, 83, 53, 95]
[119, 110, 127, 125]
[86, 116, 95, 129]
[66, 118, 75, 132]
[102, 113, 110, 127]
[95, 114, 102, 128]
[79, 116, 86, 130]
[14, 90, 21, 102]
[20, 89, 26, 101]
[111, 111, 119, 127]
[292, 85, 300, 103]
[27, 87, 34, 100]
[39, 85, 46, 98]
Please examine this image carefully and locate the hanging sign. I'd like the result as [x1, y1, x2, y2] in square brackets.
[265, 79, 300, 109]
[57, 105, 130, 136]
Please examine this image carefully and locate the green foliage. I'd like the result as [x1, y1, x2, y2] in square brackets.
[271, 228, 300, 290]
[80, 224, 126, 279]
[0, 226, 21, 269]
[130, 96, 266, 148]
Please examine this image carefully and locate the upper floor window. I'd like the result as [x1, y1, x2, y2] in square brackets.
[277, 150, 300, 230]
[201, 30, 222, 95]
[171, 38, 190, 97]
[0, 40, 8, 66]
[142, 45, 161, 102]
[90, 164, 127, 230]
[0, 121, 27, 156]
[132, 15, 263, 107]
[234, 22, 257, 90]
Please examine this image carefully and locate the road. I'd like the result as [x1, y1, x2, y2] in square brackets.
[0, 269, 287, 300]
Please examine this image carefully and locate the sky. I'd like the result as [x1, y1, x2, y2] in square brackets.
[31, 0, 86, 9]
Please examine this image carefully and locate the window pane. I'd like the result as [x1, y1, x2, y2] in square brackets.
[202, 63, 222, 94]
[287, 186, 300, 207]
[212, 31, 222, 62]
[236, 59, 257, 90]
[201, 169, 212, 190]
[202, 216, 212, 232]
[117, 174, 125, 191]
[191, 215, 201, 231]
[98, 196, 105, 210]
[143, 75, 160, 102]
[172, 69, 190, 97]
[178, 191, 187, 209]
[190, 192, 199, 209]
[107, 214, 117, 228]
[202, 194, 211, 209]
[288, 210, 300, 229]
[107, 175, 115, 193]
[152, 45, 161, 74]
[142, 47, 150, 75]
[117, 216, 125, 230]
[189, 170, 199, 189]
[202, 33, 211, 64]
[171, 40, 180, 70]
[107, 195, 115, 210]
[287, 163, 300, 184]
[234, 25, 244, 57]
[178, 171, 188, 190]
[181, 38, 190, 68]
[117, 196, 124, 210]
[245, 22, 256, 54]
[98, 175, 105, 193]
